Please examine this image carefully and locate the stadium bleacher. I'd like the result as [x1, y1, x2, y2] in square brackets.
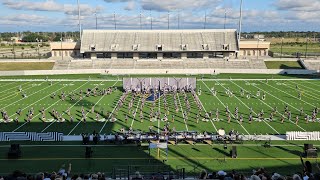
[53, 58, 268, 70]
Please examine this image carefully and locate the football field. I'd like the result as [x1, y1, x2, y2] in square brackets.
[0, 74, 319, 175]
[0, 75, 319, 135]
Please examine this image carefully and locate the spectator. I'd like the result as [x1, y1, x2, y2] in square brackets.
[199, 169, 207, 179]
[57, 163, 71, 180]
[132, 171, 143, 180]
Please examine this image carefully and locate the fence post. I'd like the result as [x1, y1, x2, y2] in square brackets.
[182, 168, 185, 179]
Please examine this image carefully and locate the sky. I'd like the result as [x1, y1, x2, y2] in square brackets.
[0, 0, 319, 32]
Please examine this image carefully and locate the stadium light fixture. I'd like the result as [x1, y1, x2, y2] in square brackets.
[280, 37, 284, 60]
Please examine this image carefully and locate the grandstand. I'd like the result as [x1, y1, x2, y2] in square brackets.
[80, 29, 239, 60]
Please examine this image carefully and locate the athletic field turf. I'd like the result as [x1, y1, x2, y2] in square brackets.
[0, 74, 319, 176]
[0, 74, 319, 135]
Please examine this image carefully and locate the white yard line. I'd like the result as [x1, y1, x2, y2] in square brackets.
[0, 79, 118, 82]
[290, 83, 320, 98]
[0, 81, 17, 89]
[0, 81, 28, 94]
[67, 81, 111, 135]
[201, 80, 250, 135]
[12, 81, 86, 132]
[194, 93, 217, 132]
[303, 80, 320, 88]
[285, 81, 320, 100]
[40, 81, 90, 133]
[201, 78, 320, 81]
[218, 80, 280, 135]
[2, 81, 56, 109]
[176, 93, 189, 131]
[283, 82, 320, 101]
[263, 81, 316, 108]
[158, 91, 161, 133]
[230, 80, 306, 132]
[130, 97, 142, 127]
[0, 81, 47, 101]
[99, 96, 122, 133]
[247, 80, 310, 131]
[11, 86, 66, 132]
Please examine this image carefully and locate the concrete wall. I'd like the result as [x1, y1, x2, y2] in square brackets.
[0, 68, 317, 76]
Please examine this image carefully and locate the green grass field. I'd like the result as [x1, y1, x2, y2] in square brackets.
[0, 62, 54, 71]
[0, 74, 319, 176]
[264, 61, 304, 69]
[270, 43, 320, 54]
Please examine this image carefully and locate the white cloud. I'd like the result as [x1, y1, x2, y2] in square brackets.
[141, 0, 221, 12]
[1, 0, 103, 16]
[274, 0, 320, 11]
[124, 1, 135, 11]
[2, 0, 62, 11]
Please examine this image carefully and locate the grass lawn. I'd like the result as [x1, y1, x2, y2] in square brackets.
[264, 61, 304, 69]
[0, 143, 318, 176]
[0, 62, 54, 71]
[0, 74, 319, 176]
[270, 43, 320, 54]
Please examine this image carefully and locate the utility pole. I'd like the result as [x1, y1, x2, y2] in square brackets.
[95, 12, 98, 29]
[77, 0, 82, 41]
[60, 32, 64, 61]
[204, 11, 207, 29]
[177, 11, 180, 29]
[224, 9, 227, 29]
[140, 11, 142, 29]
[305, 37, 309, 59]
[12, 39, 15, 60]
[150, 10, 153, 30]
[167, 11, 170, 29]
[113, 12, 117, 30]
[238, 0, 243, 43]
[280, 37, 284, 60]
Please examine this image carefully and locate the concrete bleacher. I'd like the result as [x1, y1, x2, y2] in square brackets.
[68, 60, 93, 69]
[109, 59, 135, 69]
[302, 59, 320, 70]
[53, 58, 268, 70]
[81, 29, 238, 53]
[53, 60, 70, 70]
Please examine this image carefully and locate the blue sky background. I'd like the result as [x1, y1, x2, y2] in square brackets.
[0, 0, 319, 32]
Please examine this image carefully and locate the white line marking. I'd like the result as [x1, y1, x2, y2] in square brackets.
[230, 80, 306, 132]
[177, 93, 189, 131]
[130, 97, 142, 127]
[40, 81, 90, 133]
[2, 81, 56, 109]
[201, 80, 250, 135]
[194, 93, 217, 132]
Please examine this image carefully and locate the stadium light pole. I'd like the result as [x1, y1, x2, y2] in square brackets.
[60, 32, 64, 61]
[238, 0, 243, 43]
[280, 37, 284, 60]
[305, 37, 309, 59]
[94, 12, 98, 30]
[150, 10, 153, 30]
[167, 11, 170, 30]
[177, 11, 180, 29]
[224, 9, 227, 29]
[113, 12, 117, 30]
[77, 0, 82, 41]
[12, 39, 15, 60]
[256, 37, 259, 61]
[36, 38, 41, 60]
[204, 11, 207, 29]
[140, 11, 142, 30]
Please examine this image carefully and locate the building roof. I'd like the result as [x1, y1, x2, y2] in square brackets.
[80, 29, 239, 53]
[50, 42, 80, 50]
[239, 41, 270, 49]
